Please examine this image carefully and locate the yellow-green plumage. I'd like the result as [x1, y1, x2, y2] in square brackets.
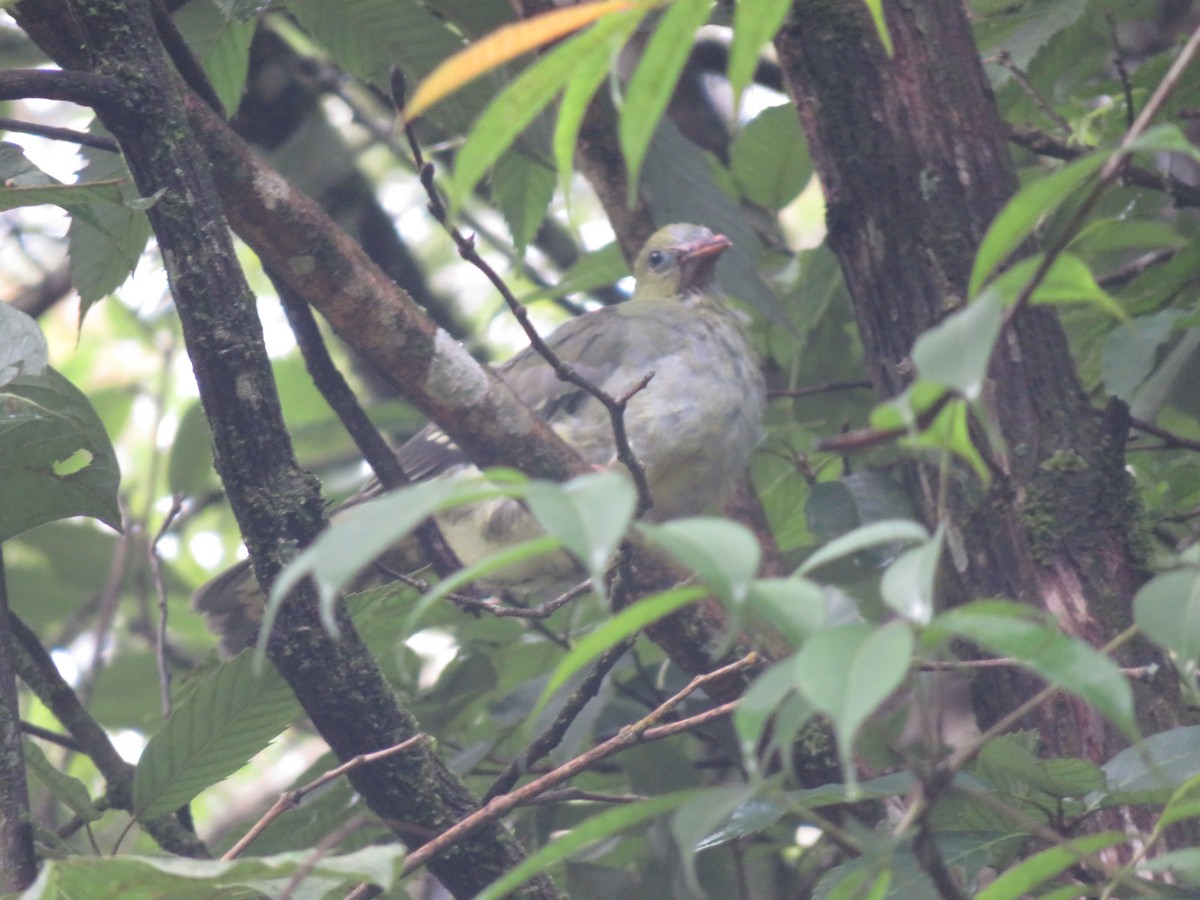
[195, 224, 765, 652]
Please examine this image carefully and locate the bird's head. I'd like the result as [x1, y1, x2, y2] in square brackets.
[631, 224, 732, 301]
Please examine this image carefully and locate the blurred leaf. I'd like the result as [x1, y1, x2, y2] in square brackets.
[912, 291, 1003, 400]
[930, 600, 1138, 739]
[794, 621, 914, 793]
[167, 401, 217, 497]
[0, 300, 48, 384]
[1158, 773, 1200, 831]
[638, 517, 760, 604]
[1134, 568, 1200, 670]
[730, 104, 811, 211]
[797, 519, 928, 577]
[989, 252, 1125, 318]
[519, 242, 630, 304]
[492, 149, 556, 256]
[1095, 726, 1200, 808]
[0, 367, 122, 541]
[476, 790, 698, 900]
[539, 584, 706, 706]
[620, 0, 714, 203]
[404, 0, 640, 121]
[450, 8, 646, 204]
[26, 846, 407, 898]
[975, 831, 1125, 899]
[744, 577, 826, 647]
[528, 470, 636, 580]
[1102, 310, 1188, 402]
[728, 0, 792, 110]
[969, 151, 1105, 296]
[880, 525, 943, 625]
[132, 652, 301, 820]
[861, 0, 893, 56]
[672, 784, 757, 895]
[24, 741, 102, 824]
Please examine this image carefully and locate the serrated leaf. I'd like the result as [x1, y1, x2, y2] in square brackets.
[67, 140, 152, 314]
[491, 149, 556, 256]
[132, 652, 302, 820]
[620, 0, 714, 203]
[174, 0, 256, 116]
[0, 367, 122, 541]
[930, 600, 1138, 739]
[976, 831, 1126, 899]
[638, 517, 760, 604]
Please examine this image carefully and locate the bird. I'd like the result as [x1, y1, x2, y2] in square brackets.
[193, 224, 766, 653]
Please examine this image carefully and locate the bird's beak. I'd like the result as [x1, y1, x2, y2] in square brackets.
[677, 232, 732, 292]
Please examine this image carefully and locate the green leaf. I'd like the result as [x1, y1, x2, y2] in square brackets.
[527, 471, 636, 581]
[25, 846, 408, 899]
[744, 577, 827, 647]
[0, 300, 48, 384]
[797, 519, 929, 577]
[23, 741, 102, 824]
[969, 151, 1106, 296]
[538, 584, 707, 706]
[861, 0, 893, 56]
[451, 9, 644, 204]
[67, 140, 152, 314]
[475, 791, 698, 900]
[1134, 568, 1200, 670]
[173, 0, 255, 115]
[730, 104, 810, 211]
[132, 653, 302, 820]
[988, 252, 1125, 318]
[1101, 310, 1187, 402]
[734, 655, 810, 760]
[1097, 726, 1200, 807]
[727, 0, 792, 111]
[672, 785, 758, 895]
[518, 242, 630, 304]
[492, 149, 556, 256]
[911, 291, 1004, 400]
[930, 600, 1138, 739]
[880, 525, 943, 624]
[903, 396, 991, 484]
[1158, 773, 1200, 831]
[620, 0, 714, 204]
[794, 621, 914, 794]
[1127, 123, 1200, 163]
[638, 517, 761, 604]
[553, 29, 622, 203]
[0, 366, 122, 542]
[0, 143, 124, 218]
[976, 831, 1126, 899]
[166, 401, 217, 497]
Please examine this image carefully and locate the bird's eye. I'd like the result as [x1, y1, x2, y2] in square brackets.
[647, 249, 668, 269]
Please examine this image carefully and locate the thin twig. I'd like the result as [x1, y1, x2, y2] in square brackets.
[149, 493, 184, 717]
[223, 735, 427, 861]
[485, 639, 634, 801]
[400, 655, 756, 879]
[988, 52, 1071, 134]
[767, 380, 873, 400]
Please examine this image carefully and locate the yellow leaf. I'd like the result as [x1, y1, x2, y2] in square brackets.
[402, 0, 643, 122]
